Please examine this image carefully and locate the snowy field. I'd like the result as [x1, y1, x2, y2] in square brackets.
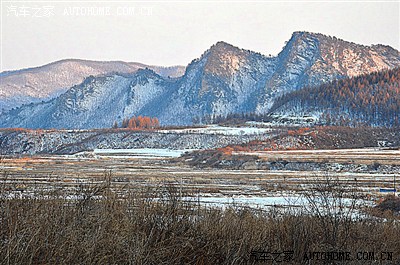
[158, 125, 271, 135]
[1, 147, 398, 215]
[91, 148, 195, 158]
[182, 195, 308, 208]
[246, 114, 319, 127]
[181, 195, 373, 218]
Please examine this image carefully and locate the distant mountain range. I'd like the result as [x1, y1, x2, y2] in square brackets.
[1, 31, 399, 129]
[0, 59, 185, 113]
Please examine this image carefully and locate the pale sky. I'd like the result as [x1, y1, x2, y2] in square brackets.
[1, 0, 399, 71]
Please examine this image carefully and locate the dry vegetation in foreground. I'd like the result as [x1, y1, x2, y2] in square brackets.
[367, 195, 400, 219]
[1, 177, 400, 265]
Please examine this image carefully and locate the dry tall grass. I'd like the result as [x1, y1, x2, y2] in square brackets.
[1, 177, 399, 264]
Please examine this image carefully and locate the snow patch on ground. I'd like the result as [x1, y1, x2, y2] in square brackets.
[246, 114, 320, 127]
[91, 148, 195, 158]
[159, 125, 271, 135]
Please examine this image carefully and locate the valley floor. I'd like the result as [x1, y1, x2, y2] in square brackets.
[1, 148, 399, 209]
[1, 147, 400, 264]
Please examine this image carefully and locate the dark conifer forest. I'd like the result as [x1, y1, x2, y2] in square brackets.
[270, 68, 400, 127]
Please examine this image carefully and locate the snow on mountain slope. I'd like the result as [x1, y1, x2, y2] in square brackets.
[1, 31, 399, 129]
[0, 69, 175, 129]
[0, 59, 185, 113]
[158, 41, 276, 124]
[0, 42, 276, 128]
[256, 32, 400, 113]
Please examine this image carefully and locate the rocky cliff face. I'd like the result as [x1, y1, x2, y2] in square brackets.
[157, 41, 276, 124]
[256, 32, 400, 112]
[1, 31, 399, 129]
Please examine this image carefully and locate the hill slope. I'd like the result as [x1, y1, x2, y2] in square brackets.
[270, 68, 400, 127]
[1, 31, 399, 129]
[0, 59, 185, 113]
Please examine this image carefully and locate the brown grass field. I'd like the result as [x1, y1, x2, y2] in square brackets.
[1, 149, 400, 264]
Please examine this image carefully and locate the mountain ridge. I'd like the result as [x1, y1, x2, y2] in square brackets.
[1, 31, 399, 129]
[0, 59, 186, 113]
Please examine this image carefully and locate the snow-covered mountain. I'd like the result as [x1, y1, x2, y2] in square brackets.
[1, 69, 176, 128]
[1, 31, 399, 129]
[0, 59, 185, 113]
[256, 32, 400, 112]
[158, 41, 277, 124]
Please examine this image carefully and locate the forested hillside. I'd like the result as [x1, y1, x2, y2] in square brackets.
[270, 68, 400, 127]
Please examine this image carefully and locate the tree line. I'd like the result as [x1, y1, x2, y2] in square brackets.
[270, 68, 400, 127]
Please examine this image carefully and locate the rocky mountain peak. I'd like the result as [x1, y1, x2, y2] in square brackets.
[202, 41, 249, 78]
[210, 41, 238, 52]
[1, 31, 399, 128]
[280, 30, 400, 78]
